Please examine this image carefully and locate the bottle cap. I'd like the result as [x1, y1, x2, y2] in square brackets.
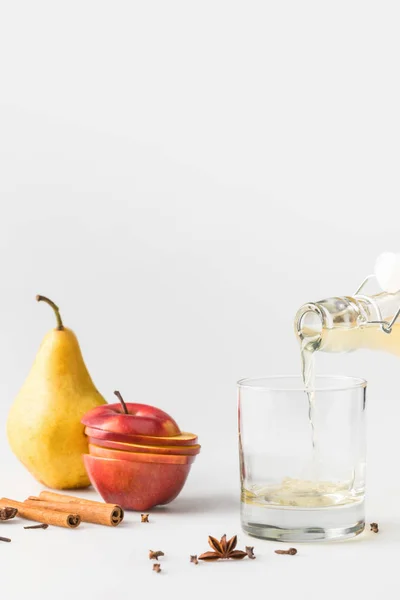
[374, 252, 400, 293]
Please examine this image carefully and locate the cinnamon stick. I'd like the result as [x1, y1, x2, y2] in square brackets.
[0, 498, 81, 529]
[28, 491, 124, 526]
[25, 499, 122, 527]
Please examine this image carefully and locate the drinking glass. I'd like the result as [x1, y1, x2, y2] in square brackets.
[238, 376, 367, 542]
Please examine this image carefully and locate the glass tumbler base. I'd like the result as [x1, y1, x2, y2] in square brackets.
[241, 500, 365, 542]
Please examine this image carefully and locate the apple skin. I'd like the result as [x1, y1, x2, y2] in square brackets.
[83, 454, 192, 510]
[81, 403, 181, 437]
[88, 443, 197, 464]
[84, 426, 198, 446]
[87, 436, 201, 456]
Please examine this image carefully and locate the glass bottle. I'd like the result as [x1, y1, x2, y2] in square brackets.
[295, 288, 400, 356]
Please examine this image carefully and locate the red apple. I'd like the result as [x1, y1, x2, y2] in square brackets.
[83, 454, 192, 510]
[87, 436, 201, 456]
[84, 426, 198, 446]
[88, 443, 196, 464]
[82, 402, 180, 437]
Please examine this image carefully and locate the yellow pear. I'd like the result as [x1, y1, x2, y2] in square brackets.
[7, 295, 107, 489]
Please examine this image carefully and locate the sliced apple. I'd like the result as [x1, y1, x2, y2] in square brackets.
[85, 426, 198, 446]
[89, 443, 196, 464]
[83, 454, 191, 510]
[87, 436, 201, 456]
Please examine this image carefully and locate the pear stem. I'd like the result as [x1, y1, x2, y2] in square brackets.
[114, 390, 129, 414]
[36, 295, 64, 330]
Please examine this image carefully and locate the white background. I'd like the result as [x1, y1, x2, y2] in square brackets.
[1, 1, 400, 598]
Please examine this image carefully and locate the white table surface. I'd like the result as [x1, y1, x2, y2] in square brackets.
[1, 2, 400, 595]
[1, 446, 397, 600]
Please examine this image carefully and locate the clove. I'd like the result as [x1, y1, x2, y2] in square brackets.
[153, 563, 161, 573]
[275, 547, 297, 555]
[149, 550, 164, 560]
[370, 522, 379, 533]
[24, 523, 49, 530]
[245, 546, 256, 559]
[141, 514, 149, 523]
[0, 536, 11, 543]
[190, 555, 199, 565]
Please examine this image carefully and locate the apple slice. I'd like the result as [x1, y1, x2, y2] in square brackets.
[82, 401, 181, 437]
[89, 443, 197, 465]
[85, 426, 198, 446]
[87, 436, 201, 456]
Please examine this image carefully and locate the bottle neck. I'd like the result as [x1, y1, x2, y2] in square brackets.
[295, 291, 400, 353]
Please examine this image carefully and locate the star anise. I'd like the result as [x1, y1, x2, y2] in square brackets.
[198, 534, 248, 561]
